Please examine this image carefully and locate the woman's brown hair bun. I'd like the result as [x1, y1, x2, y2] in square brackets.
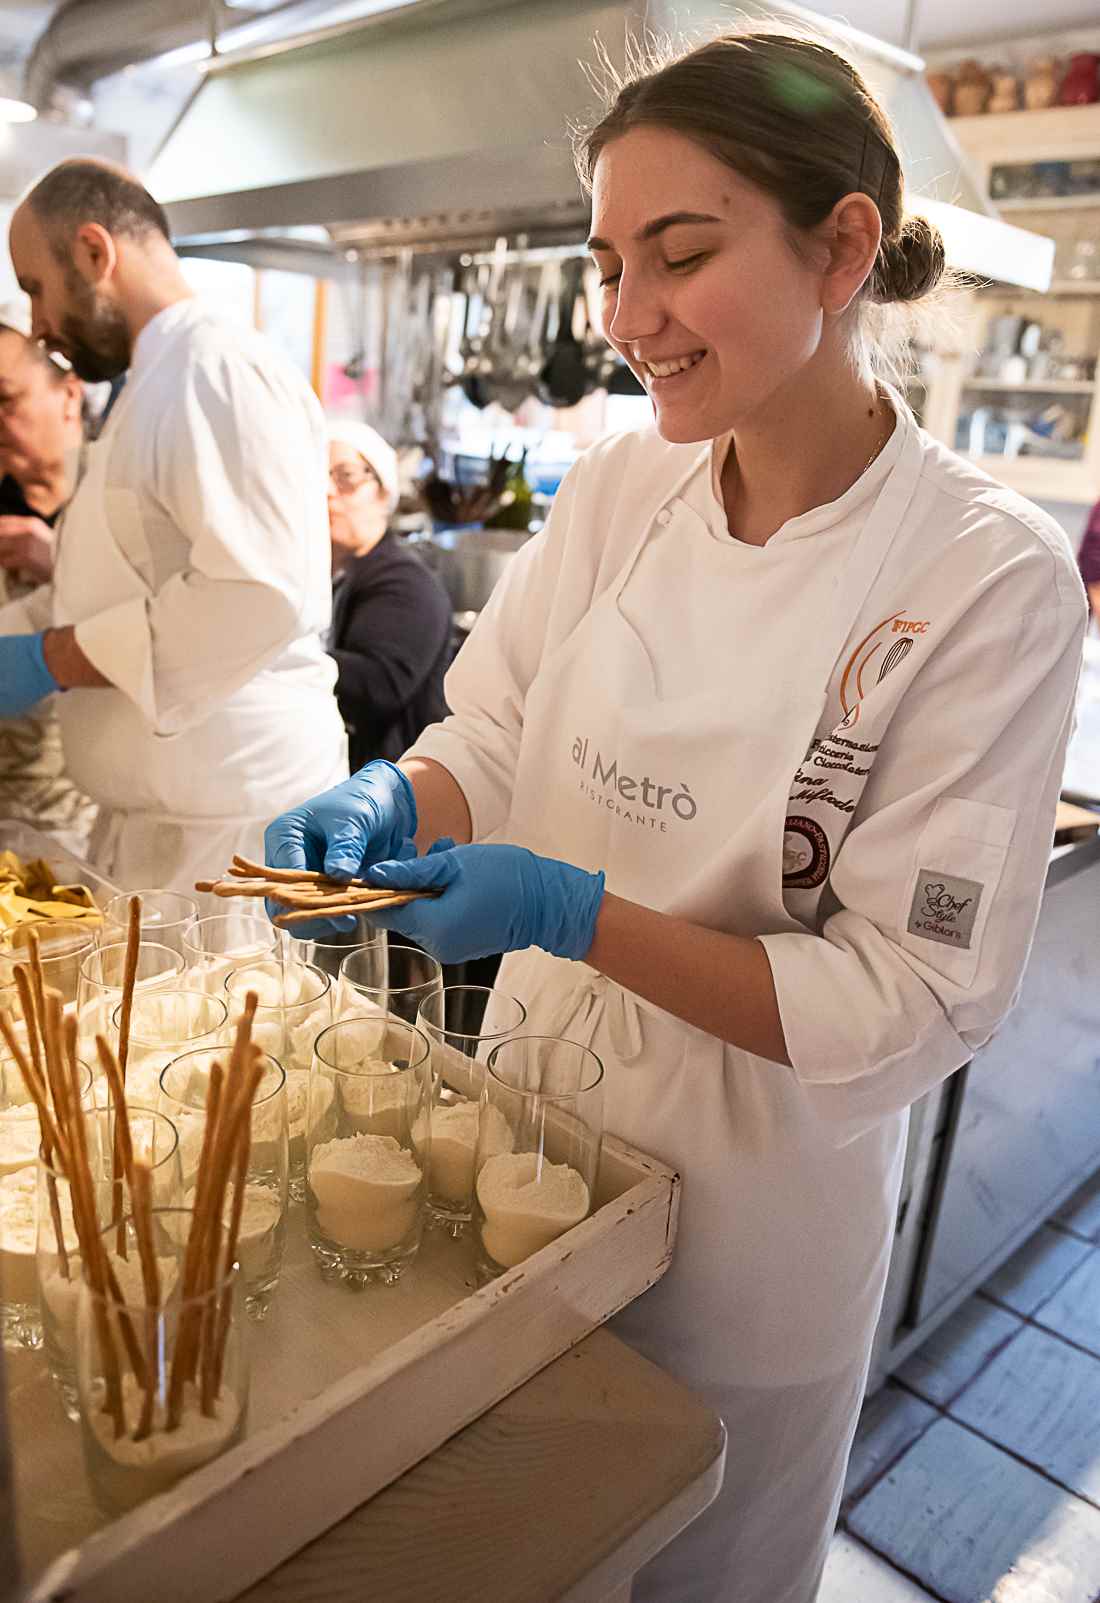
[869, 214, 946, 304]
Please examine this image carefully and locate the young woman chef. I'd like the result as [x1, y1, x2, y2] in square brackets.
[266, 31, 1086, 1603]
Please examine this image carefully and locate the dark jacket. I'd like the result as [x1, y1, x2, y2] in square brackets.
[329, 532, 453, 769]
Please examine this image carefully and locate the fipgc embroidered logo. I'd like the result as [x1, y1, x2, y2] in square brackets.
[907, 870, 983, 950]
[837, 612, 929, 729]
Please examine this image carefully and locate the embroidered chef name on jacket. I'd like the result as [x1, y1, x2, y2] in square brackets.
[789, 734, 878, 816]
[571, 735, 697, 830]
[907, 871, 984, 949]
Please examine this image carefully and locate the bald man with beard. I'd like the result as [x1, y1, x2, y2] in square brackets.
[0, 159, 346, 902]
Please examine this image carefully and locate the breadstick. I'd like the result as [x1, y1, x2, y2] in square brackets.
[167, 1063, 224, 1430]
[130, 1162, 161, 1442]
[116, 895, 142, 1086]
[189, 1001, 259, 1416]
[97, 1036, 135, 1191]
[274, 892, 433, 924]
[231, 855, 337, 883]
[205, 1054, 264, 1413]
[2, 1006, 70, 1276]
[0, 1008, 66, 1170]
[61, 1013, 126, 1437]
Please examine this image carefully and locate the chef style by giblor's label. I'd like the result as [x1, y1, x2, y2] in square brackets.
[571, 735, 697, 832]
[907, 870, 984, 950]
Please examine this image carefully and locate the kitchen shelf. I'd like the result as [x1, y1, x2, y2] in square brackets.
[911, 106, 1100, 509]
[974, 454, 1096, 503]
[961, 377, 1095, 393]
[986, 280, 1100, 298]
[997, 193, 1100, 213]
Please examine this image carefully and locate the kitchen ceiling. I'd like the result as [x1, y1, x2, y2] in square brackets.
[2, 0, 1099, 88]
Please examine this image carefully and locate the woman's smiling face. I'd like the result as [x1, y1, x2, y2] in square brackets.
[589, 125, 830, 443]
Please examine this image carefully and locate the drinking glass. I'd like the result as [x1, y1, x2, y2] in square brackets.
[104, 890, 199, 958]
[0, 923, 99, 1011]
[1, 1053, 93, 1350]
[38, 1107, 182, 1418]
[180, 913, 280, 996]
[76, 1208, 248, 1515]
[306, 1016, 432, 1287]
[110, 990, 229, 1108]
[286, 919, 384, 986]
[338, 940, 443, 1028]
[159, 1049, 289, 1319]
[415, 987, 527, 1236]
[473, 1037, 604, 1284]
[77, 942, 186, 1059]
[224, 960, 333, 1203]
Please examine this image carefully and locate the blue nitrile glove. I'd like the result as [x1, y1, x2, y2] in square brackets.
[363, 840, 606, 966]
[262, 760, 418, 936]
[264, 760, 418, 881]
[0, 633, 58, 716]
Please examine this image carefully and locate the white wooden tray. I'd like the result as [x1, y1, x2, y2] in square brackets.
[8, 1134, 679, 1603]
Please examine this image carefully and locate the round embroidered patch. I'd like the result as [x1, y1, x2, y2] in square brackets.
[782, 816, 831, 890]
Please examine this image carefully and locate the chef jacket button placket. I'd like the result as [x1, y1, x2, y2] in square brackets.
[656, 508, 673, 527]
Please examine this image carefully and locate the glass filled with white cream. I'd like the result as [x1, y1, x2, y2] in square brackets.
[224, 960, 333, 1203]
[110, 990, 229, 1109]
[1, 1052, 93, 1351]
[103, 889, 200, 959]
[0, 922, 99, 1012]
[159, 1049, 288, 1320]
[415, 987, 528, 1237]
[77, 942, 186, 1062]
[285, 920, 384, 987]
[337, 940, 442, 1029]
[306, 1016, 432, 1287]
[181, 913, 280, 997]
[473, 1038, 604, 1284]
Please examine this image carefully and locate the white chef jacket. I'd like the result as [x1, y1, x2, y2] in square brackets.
[408, 414, 1085, 1603]
[413, 423, 1085, 1134]
[0, 300, 346, 865]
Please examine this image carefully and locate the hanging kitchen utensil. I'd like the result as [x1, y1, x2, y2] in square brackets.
[580, 260, 620, 392]
[513, 259, 557, 390]
[606, 362, 647, 397]
[461, 240, 508, 410]
[538, 259, 589, 409]
[485, 268, 532, 412]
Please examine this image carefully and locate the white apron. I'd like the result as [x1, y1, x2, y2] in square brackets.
[496, 419, 924, 1603]
[50, 353, 346, 903]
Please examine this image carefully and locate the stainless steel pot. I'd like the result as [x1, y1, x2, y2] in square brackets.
[410, 526, 530, 614]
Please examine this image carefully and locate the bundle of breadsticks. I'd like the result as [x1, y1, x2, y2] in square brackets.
[196, 853, 440, 927]
[0, 898, 263, 1449]
[0, 902, 150, 1440]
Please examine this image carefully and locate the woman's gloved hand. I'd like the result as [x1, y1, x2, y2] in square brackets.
[263, 760, 418, 883]
[0, 633, 58, 717]
[363, 840, 605, 965]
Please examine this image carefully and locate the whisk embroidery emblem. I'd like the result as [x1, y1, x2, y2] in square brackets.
[837, 612, 929, 728]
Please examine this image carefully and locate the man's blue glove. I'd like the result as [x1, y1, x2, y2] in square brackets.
[363, 840, 605, 965]
[0, 633, 58, 717]
[264, 760, 418, 881]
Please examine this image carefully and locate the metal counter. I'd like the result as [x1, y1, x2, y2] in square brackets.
[869, 831, 1100, 1389]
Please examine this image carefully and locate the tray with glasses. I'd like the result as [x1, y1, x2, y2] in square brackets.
[2, 890, 680, 1603]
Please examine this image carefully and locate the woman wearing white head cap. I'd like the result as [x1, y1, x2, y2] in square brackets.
[326, 422, 452, 767]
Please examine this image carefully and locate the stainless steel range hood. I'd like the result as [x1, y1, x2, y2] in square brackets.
[149, 0, 1053, 291]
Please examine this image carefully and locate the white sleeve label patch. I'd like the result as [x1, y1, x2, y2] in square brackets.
[907, 870, 984, 950]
